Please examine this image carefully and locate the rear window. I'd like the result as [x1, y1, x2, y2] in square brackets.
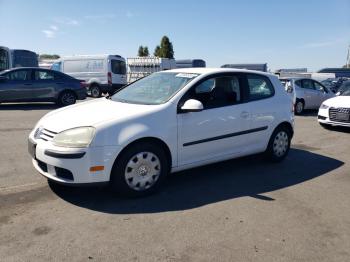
[111, 60, 126, 75]
[247, 74, 274, 101]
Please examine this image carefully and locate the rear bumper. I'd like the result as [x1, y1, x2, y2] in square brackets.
[76, 88, 87, 100]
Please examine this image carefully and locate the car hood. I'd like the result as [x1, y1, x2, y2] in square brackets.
[37, 98, 163, 133]
[324, 96, 350, 108]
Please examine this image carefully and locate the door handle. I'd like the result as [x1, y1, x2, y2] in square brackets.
[56, 82, 64, 84]
[24, 83, 32, 86]
[240, 111, 249, 119]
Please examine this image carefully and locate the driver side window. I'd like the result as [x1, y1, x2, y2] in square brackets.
[187, 75, 242, 110]
[314, 81, 327, 93]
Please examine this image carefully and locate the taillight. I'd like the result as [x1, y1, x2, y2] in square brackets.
[108, 72, 112, 86]
[79, 80, 87, 88]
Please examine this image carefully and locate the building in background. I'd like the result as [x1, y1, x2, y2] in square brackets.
[175, 59, 206, 69]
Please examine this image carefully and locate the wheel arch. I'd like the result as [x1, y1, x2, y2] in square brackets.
[274, 121, 294, 138]
[111, 136, 173, 178]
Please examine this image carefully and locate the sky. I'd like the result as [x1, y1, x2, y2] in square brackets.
[0, 0, 349, 71]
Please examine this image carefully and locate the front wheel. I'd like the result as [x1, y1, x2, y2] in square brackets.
[110, 142, 169, 197]
[265, 126, 291, 162]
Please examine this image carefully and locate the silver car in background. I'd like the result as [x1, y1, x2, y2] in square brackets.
[280, 78, 334, 114]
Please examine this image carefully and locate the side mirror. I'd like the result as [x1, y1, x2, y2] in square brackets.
[180, 99, 203, 113]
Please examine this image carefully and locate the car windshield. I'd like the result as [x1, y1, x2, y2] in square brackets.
[111, 72, 199, 105]
[340, 88, 350, 96]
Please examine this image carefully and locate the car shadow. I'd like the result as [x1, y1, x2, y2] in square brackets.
[0, 103, 60, 111]
[298, 110, 318, 117]
[50, 148, 344, 214]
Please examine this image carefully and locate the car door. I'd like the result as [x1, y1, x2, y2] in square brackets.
[245, 74, 276, 151]
[0, 69, 32, 102]
[177, 73, 251, 166]
[313, 80, 334, 106]
[32, 69, 58, 100]
[110, 59, 127, 87]
[301, 79, 318, 109]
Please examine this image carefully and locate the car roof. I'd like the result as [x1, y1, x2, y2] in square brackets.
[166, 67, 274, 77]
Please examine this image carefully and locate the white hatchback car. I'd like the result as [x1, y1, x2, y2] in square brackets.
[318, 89, 350, 128]
[28, 68, 294, 196]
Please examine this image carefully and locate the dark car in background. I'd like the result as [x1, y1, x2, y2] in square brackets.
[336, 80, 350, 95]
[0, 67, 86, 106]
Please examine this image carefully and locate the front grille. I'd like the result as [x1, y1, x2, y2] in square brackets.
[39, 128, 57, 141]
[329, 107, 350, 123]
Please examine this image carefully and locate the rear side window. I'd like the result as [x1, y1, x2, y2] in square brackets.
[5, 70, 31, 81]
[35, 70, 54, 80]
[247, 74, 274, 101]
[111, 60, 126, 75]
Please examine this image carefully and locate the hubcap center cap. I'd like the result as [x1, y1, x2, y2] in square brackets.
[138, 165, 150, 176]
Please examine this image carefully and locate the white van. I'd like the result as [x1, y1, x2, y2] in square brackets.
[51, 55, 127, 97]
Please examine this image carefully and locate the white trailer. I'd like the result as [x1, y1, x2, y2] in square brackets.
[127, 57, 176, 83]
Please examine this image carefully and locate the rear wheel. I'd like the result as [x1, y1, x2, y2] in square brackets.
[265, 126, 291, 162]
[90, 84, 101, 98]
[57, 91, 76, 106]
[295, 100, 304, 115]
[110, 142, 169, 197]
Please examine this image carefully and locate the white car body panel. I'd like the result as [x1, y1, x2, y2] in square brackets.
[29, 68, 294, 184]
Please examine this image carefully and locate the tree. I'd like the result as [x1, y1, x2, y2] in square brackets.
[154, 45, 161, 57]
[143, 46, 149, 56]
[138, 46, 150, 57]
[159, 36, 174, 59]
[39, 54, 60, 60]
[138, 45, 144, 56]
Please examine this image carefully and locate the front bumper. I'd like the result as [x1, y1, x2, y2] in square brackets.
[28, 135, 122, 184]
[317, 108, 350, 127]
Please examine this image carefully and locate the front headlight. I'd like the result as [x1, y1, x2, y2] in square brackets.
[53, 127, 95, 148]
[320, 103, 329, 109]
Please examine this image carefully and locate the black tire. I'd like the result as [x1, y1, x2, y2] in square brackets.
[90, 84, 101, 98]
[57, 91, 77, 106]
[295, 100, 304, 115]
[265, 126, 291, 162]
[110, 142, 169, 197]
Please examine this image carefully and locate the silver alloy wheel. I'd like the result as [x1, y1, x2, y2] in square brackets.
[61, 92, 75, 105]
[272, 131, 289, 157]
[296, 101, 303, 114]
[124, 152, 161, 191]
